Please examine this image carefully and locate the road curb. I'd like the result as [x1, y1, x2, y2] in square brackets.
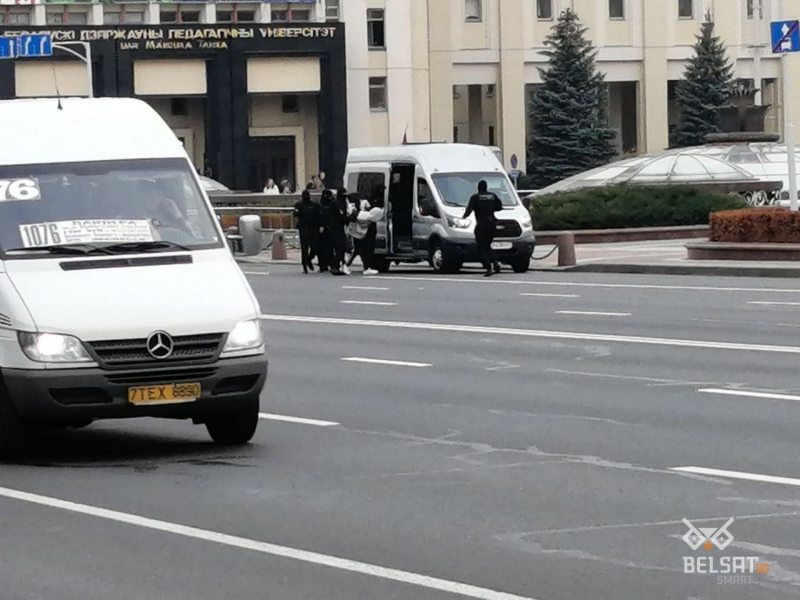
[568, 263, 800, 278]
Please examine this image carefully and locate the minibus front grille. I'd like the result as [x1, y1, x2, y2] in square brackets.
[495, 220, 522, 238]
[87, 333, 226, 369]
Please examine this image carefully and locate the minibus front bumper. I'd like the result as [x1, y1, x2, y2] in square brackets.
[2, 355, 267, 424]
[442, 232, 535, 263]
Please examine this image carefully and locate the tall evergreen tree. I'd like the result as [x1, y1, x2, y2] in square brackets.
[527, 9, 616, 189]
[672, 18, 733, 148]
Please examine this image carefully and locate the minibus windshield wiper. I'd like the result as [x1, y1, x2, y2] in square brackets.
[2, 243, 116, 257]
[100, 240, 192, 254]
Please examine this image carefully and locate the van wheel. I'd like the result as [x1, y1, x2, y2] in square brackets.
[430, 242, 460, 274]
[0, 385, 30, 459]
[372, 257, 391, 273]
[512, 257, 531, 273]
[205, 396, 260, 446]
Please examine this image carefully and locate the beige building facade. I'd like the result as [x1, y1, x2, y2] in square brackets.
[1, 0, 798, 183]
[344, 0, 800, 173]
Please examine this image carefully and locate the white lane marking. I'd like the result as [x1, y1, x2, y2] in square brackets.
[259, 413, 340, 427]
[340, 301, 398, 306]
[0, 487, 536, 600]
[520, 293, 579, 298]
[243, 271, 270, 276]
[671, 467, 800, 488]
[342, 357, 432, 368]
[556, 311, 631, 317]
[372, 276, 800, 294]
[698, 388, 800, 403]
[342, 286, 390, 291]
[260, 314, 800, 355]
[748, 301, 800, 306]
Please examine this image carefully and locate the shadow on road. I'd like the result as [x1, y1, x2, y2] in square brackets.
[3, 423, 262, 469]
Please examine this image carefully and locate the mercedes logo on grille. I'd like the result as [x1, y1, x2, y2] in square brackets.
[146, 331, 174, 360]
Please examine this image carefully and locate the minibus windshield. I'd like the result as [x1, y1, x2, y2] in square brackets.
[0, 158, 222, 258]
[431, 172, 519, 208]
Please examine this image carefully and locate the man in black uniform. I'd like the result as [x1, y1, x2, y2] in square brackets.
[293, 189, 321, 274]
[463, 180, 503, 277]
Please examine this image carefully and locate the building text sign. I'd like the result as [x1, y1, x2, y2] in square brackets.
[0, 25, 338, 51]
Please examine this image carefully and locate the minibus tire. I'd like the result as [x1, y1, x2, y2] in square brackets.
[512, 257, 531, 273]
[429, 242, 460, 274]
[205, 396, 260, 446]
[0, 383, 30, 459]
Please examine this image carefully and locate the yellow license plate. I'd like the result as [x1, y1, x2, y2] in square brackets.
[128, 383, 201, 406]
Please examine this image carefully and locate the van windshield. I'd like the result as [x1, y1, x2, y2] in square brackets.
[431, 172, 519, 208]
[0, 158, 222, 258]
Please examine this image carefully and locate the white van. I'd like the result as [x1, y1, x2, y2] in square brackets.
[0, 98, 267, 454]
[344, 144, 535, 273]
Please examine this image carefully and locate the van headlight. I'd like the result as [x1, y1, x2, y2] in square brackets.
[521, 214, 533, 229]
[447, 216, 472, 230]
[223, 319, 264, 353]
[18, 332, 92, 363]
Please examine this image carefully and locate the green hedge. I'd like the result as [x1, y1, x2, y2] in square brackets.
[530, 185, 748, 231]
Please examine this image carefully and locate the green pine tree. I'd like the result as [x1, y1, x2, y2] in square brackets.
[672, 19, 733, 148]
[527, 9, 616, 189]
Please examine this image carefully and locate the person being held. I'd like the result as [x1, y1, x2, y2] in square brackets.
[463, 180, 503, 277]
[263, 178, 280, 195]
[293, 189, 322, 274]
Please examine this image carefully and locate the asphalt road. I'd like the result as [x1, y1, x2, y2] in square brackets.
[4, 263, 800, 599]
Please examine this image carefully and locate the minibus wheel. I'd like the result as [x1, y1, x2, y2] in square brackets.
[0, 382, 30, 458]
[205, 395, 260, 446]
[512, 257, 531, 273]
[430, 242, 460, 274]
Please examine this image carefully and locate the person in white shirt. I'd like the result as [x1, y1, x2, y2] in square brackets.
[263, 178, 280, 195]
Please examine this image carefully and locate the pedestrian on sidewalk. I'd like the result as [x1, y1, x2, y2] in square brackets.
[293, 189, 322, 274]
[463, 180, 503, 277]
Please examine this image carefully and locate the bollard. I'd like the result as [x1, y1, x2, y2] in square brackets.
[556, 232, 576, 267]
[272, 229, 288, 260]
[239, 215, 262, 256]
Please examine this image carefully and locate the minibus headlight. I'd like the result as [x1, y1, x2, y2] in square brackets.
[447, 216, 472, 230]
[18, 332, 92, 363]
[223, 319, 264, 353]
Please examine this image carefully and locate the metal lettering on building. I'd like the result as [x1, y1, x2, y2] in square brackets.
[0, 25, 337, 52]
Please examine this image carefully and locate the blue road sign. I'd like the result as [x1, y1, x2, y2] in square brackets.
[772, 20, 800, 53]
[14, 34, 52, 58]
[0, 38, 13, 60]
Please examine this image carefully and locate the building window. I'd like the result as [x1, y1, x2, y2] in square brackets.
[217, 4, 257, 23]
[369, 77, 387, 112]
[282, 95, 299, 113]
[325, 0, 340, 22]
[367, 9, 385, 49]
[488, 126, 495, 146]
[1, 9, 31, 25]
[453, 126, 459, 142]
[678, 0, 693, 18]
[46, 7, 89, 25]
[609, 0, 624, 20]
[465, 0, 482, 22]
[160, 5, 200, 24]
[746, 0, 763, 20]
[104, 4, 145, 25]
[171, 98, 189, 116]
[271, 6, 310, 22]
[537, 0, 553, 20]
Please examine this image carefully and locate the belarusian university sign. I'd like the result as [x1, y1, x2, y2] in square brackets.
[0, 24, 338, 51]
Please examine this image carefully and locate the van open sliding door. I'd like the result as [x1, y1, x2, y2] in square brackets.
[388, 163, 415, 254]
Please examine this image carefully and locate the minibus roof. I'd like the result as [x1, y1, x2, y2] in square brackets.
[346, 144, 505, 175]
[0, 97, 186, 166]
